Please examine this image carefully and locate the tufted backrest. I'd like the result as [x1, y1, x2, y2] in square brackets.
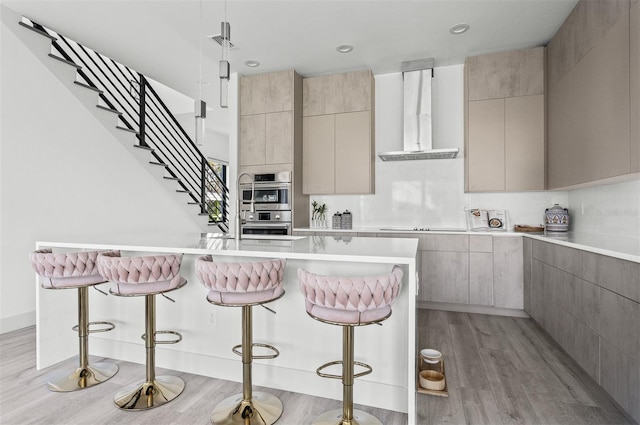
[196, 256, 285, 293]
[30, 249, 107, 278]
[97, 251, 183, 284]
[298, 266, 403, 312]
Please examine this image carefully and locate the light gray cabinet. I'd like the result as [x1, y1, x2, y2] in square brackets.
[302, 70, 375, 195]
[239, 70, 309, 228]
[375, 232, 523, 310]
[547, 0, 635, 188]
[631, 0, 640, 172]
[526, 239, 640, 423]
[239, 70, 300, 170]
[465, 47, 545, 192]
[303, 70, 372, 116]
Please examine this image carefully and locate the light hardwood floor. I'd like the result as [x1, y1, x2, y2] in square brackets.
[1, 310, 635, 425]
[416, 310, 635, 425]
[0, 325, 406, 425]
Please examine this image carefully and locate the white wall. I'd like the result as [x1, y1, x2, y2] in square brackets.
[0, 6, 205, 332]
[312, 66, 568, 229]
[568, 179, 640, 238]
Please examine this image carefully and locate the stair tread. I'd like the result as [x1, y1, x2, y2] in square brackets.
[149, 161, 168, 167]
[133, 144, 153, 151]
[73, 81, 103, 93]
[115, 126, 138, 134]
[48, 54, 81, 69]
[163, 176, 180, 181]
[19, 22, 57, 41]
[95, 105, 122, 115]
[176, 189, 190, 193]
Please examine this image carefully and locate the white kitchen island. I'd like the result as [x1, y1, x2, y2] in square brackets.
[35, 233, 418, 422]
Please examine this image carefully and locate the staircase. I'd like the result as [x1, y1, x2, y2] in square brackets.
[18, 17, 230, 233]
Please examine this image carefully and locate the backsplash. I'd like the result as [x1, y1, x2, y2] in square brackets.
[568, 179, 640, 239]
[309, 66, 568, 231]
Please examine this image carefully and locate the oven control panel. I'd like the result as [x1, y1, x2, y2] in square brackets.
[244, 210, 292, 223]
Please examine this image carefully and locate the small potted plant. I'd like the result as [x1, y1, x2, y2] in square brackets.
[311, 201, 327, 228]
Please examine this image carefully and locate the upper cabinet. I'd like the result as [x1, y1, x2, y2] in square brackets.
[630, 0, 639, 172]
[464, 47, 545, 192]
[302, 70, 375, 195]
[547, 0, 637, 188]
[239, 70, 301, 170]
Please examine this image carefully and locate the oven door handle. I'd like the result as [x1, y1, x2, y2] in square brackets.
[242, 223, 291, 228]
[240, 182, 291, 190]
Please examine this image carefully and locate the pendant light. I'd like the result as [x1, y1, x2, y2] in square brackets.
[219, 1, 230, 108]
[195, 0, 206, 145]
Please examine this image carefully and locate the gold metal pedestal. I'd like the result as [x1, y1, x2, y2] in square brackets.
[114, 376, 185, 410]
[211, 391, 283, 425]
[114, 294, 184, 410]
[312, 325, 381, 425]
[312, 409, 383, 425]
[211, 305, 283, 424]
[48, 285, 118, 392]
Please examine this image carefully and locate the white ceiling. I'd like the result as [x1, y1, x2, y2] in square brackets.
[3, 0, 578, 118]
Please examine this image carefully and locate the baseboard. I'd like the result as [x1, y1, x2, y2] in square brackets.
[0, 310, 36, 334]
[417, 301, 530, 318]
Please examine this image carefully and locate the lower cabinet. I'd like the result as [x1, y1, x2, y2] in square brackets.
[292, 231, 524, 310]
[376, 233, 524, 310]
[526, 240, 640, 423]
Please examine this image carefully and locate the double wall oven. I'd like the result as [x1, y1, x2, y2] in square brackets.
[239, 172, 292, 235]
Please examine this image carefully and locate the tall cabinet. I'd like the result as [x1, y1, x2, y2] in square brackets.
[547, 0, 638, 188]
[238, 69, 308, 227]
[464, 47, 545, 192]
[302, 70, 375, 194]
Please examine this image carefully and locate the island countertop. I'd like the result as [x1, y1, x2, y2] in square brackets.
[35, 233, 419, 422]
[37, 232, 419, 264]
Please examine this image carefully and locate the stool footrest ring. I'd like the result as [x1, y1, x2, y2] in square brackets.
[232, 342, 280, 359]
[72, 321, 116, 334]
[316, 360, 373, 380]
[140, 330, 182, 344]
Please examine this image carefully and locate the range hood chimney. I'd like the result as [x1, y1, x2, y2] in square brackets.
[378, 58, 459, 161]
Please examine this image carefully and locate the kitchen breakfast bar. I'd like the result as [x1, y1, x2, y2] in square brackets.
[34, 233, 419, 421]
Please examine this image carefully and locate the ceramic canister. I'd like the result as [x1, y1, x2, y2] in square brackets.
[544, 204, 569, 232]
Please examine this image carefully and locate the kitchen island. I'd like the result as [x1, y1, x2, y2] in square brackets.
[35, 233, 418, 420]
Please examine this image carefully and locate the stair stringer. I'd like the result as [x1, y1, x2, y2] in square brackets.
[10, 16, 220, 232]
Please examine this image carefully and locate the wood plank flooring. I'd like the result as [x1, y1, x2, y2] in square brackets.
[1, 310, 635, 424]
[0, 326, 406, 425]
[416, 310, 635, 425]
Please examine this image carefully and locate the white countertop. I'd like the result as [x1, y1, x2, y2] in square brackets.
[294, 227, 640, 263]
[37, 232, 419, 265]
[525, 232, 640, 263]
[294, 226, 522, 236]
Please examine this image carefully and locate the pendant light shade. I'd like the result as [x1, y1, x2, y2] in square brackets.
[219, 21, 230, 108]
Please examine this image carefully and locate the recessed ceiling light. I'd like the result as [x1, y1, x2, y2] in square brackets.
[336, 44, 354, 53]
[449, 23, 470, 35]
[245, 60, 260, 67]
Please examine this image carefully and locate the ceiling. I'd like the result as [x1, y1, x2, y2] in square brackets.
[3, 0, 578, 120]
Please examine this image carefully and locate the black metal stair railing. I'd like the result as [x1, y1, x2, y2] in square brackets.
[21, 17, 229, 231]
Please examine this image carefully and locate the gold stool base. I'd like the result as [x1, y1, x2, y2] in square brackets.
[47, 362, 118, 392]
[312, 409, 383, 425]
[211, 391, 283, 425]
[114, 375, 185, 411]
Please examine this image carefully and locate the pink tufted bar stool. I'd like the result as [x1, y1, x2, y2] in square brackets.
[298, 266, 404, 425]
[97, 251, 187, 411]
[196, 256, 285, 425]
[30, 249, 119, 392]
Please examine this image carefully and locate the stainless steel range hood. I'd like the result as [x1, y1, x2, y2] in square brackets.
[378, 58, 459, 161]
